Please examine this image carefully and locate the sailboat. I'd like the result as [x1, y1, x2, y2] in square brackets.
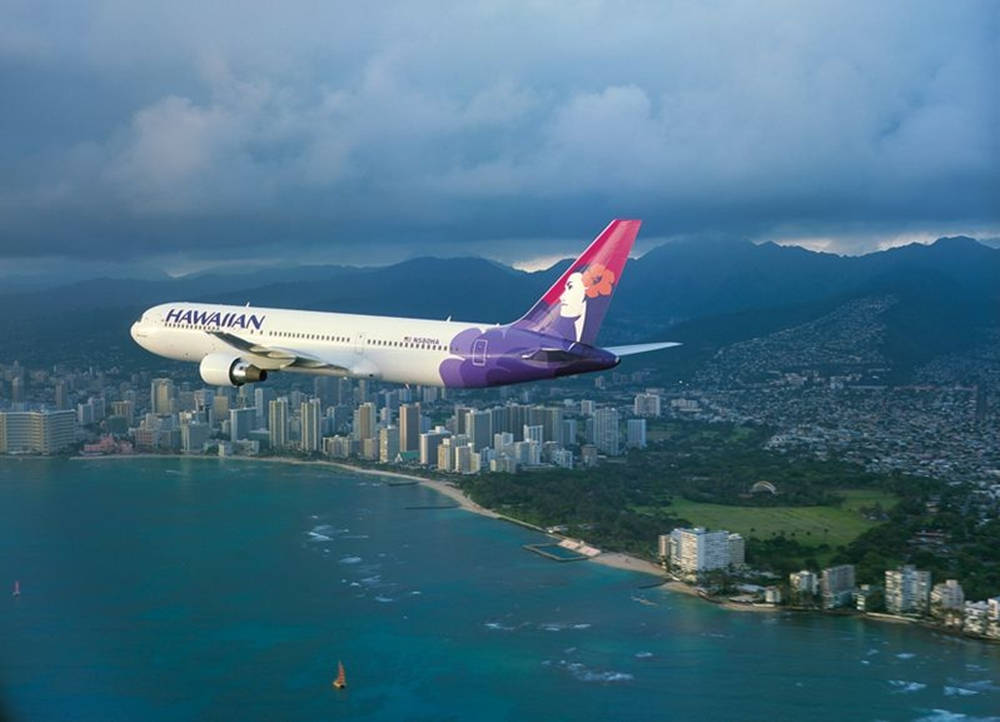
[12, 580, 20, 597]
[332, 660, 347, 689]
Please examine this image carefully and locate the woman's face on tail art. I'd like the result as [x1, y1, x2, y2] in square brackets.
[559, 272, 587, 318]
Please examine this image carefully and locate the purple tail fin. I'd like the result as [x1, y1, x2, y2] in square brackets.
[513, 220, 640, 346]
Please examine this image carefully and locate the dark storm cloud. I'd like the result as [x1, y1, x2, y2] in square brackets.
[0, 0, 996, 267]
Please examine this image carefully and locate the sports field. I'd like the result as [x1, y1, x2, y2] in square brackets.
[667, 489, 898, 550]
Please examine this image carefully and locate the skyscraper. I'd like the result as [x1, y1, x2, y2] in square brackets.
[300, 399, 322, 452]
[885, 565, 932, 615]
[626, 418, 647, 449]
[466, 409, 492, 451]
[268, 398, 289, 449]
[379, 425, 399, 463]
[150, 378, 174, 415]
[254, 387, 275, 430]
[353, 402, 376, 441]
[398, 403, 421, 452]
[419, 428, 450, 466]
[230, 408, 255, 442]
[593, 407, 620, 456]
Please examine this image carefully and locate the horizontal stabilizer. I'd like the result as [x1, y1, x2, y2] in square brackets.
[605, 342, 681, 357]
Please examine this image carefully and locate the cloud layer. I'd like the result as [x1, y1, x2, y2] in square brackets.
[1, 0, 997, 264]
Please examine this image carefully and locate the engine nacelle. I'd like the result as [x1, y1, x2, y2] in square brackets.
[199, 353, 268, 387]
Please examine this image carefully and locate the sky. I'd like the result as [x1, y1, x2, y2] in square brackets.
[1, 0, 997, 279]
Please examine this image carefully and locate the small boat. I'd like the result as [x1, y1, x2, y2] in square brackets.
[332, 660, 347, 689]
[12, 580, 20, 597]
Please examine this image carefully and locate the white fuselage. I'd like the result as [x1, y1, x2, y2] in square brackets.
[130, 302, 489, 387]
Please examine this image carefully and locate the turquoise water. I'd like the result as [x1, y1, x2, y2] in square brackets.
[1, 458, 998, 722]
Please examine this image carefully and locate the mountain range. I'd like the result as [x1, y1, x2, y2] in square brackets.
[2, 236, 997, 382]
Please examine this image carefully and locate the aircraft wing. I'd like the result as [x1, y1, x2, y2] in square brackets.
[208, 331, 353, 373]
[605, 341, 681, 357]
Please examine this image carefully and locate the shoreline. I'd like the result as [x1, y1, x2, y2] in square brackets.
[61, 454, 996, 639]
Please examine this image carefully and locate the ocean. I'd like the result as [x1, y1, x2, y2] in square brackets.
[1, 457, 998, 721]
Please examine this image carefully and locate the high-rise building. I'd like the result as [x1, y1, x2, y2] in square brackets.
[268, 398, 289, 449]
[0, 410, 75, 454]
[398, 403, 421, 452]
[930, 579, 965, 618]
[789, 570, 819, 596]
[437, 437, 455, 472]
[523, 424, 544, 445]
[230, 408, 255, 442]
[885, 565, 932, 615]
[254, 387, 275, 430]
[551, 448, 573, 469]
[300, 399, 322, 452]
[626, 418, 647, 449]
[541, 407, 564, 444]
[668, 527, 732, 574]
[181, 422, 211, 453]
[658, 534, 671, 560]
[580, 400, 595, 416]
[111, 400, 134, 424]
[593, 407, 620, 456]
[633, 392, 662, 417]
[454, 443, 474, 474]
[353, 402, 376, 441]
[453, 405, 472, 435]
[379, 425, 399, 463]
[54, 381, 68, 410]
[562, 418, 578, 447]
[419, 428, 450, 466]
[10, 376, 24, 404]
[213, 392, 230, 423]
[150, 378, 175, 414]
[466, 409, 492, 451]
[728, 533, 745, 566]
[821, 565, 856, 609]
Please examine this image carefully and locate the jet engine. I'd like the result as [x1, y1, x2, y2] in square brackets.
[199, 353, 268, 387]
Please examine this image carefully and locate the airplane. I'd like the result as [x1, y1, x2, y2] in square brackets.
[130, 219, 679, 388]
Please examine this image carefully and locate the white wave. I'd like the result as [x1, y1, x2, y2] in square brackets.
[540, 623, 564, 632]
[635, 652, 653, 659]
[349, 582, 361, 587]
[559, 661, 633, 683]
[888, 679, 926, 693]
[343, 534, 370, 540]
[339, 556, 363, 564]
[311, 524, 334, 533]
[571, 623, 592, 630]
[860, 660, 870, 665]
[913, 711, 1000, 722]
[409, 590, 422, 596]
[307, 531, 332, 541]
[374, 595, 394, 603]
[484, 622, 515, 631]
[866, 648, 880, 656]
[360, 575, 382, 585]
[965, 664, 988, 672]
[896, 652, 916, 660]
[944, 686, 979, 697]
[965, 679, 1000, 692]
